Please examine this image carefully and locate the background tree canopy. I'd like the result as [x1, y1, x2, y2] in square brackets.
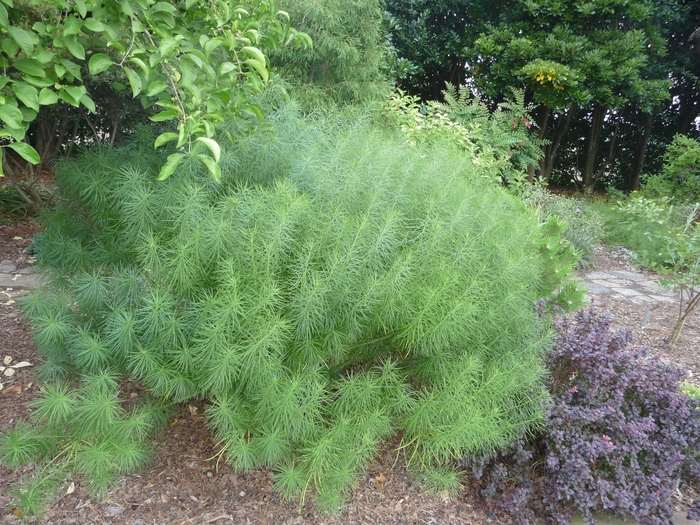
[386, 0, 700, 192]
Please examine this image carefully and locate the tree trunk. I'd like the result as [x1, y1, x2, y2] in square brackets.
[583, 104, 605, 192]
[628, 111, 655, 191]
[540, 107, 575, 181]
[594, 109, 623, 182]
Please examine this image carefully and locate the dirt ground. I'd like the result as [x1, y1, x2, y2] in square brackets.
[0, 221, 698, 525]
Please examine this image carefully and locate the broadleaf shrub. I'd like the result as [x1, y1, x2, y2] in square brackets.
[472, 307, 700, 525]
[4, 108, 582, 513]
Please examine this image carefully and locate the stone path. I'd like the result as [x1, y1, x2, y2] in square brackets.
[581, 269, 678, 305]
[0, 259, 43, 303]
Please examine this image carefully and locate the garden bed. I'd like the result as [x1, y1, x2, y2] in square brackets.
[0, 223, 698, 525]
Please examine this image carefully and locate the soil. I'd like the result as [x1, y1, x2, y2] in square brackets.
[0, 222, 698, 525]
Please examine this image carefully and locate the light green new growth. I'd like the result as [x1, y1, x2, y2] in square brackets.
[3, 107, 574, 513]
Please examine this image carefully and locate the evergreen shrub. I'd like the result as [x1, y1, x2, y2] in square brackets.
[472, 307, 700, 525]
[3, 108, 581, 513]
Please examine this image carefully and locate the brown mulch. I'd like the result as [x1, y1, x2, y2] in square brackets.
[0, 224, 698, 525]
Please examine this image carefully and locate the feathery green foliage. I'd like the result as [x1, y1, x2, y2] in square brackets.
[270, 0, 392, 108]
[4, 107, 582, 513]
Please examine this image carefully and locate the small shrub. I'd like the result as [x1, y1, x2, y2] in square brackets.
[641, 135, 700, 202]
[472, 307, 700, 525]
[520, 185, 605, 267]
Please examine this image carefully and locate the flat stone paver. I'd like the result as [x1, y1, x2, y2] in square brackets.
[580, 268, 681, 329]
[608, 270, 648, 282]
[582, 282, 612, 294]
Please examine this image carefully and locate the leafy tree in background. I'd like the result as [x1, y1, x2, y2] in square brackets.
[467, 0, 671, 190]
[0, 0, 310, 184]
[385, 0, 510, 100]
[387, 0, 700, 192]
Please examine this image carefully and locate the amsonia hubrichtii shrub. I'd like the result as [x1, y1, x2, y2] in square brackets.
[3, 109, 583, 513]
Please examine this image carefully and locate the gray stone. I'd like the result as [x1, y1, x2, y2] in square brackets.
[674, 510, 700, 525]
[608, 270, 648, 282]
[0, 273, 44, 289]
[628, 295, 656, 304]
[584, 271, 616, 281]
[593, 279, 627, 289]
[638, 282, 672, 294]
[0, 260, 16, 273]
[650, 294, 677, 303]
[582, 282, 612, 294]
[616, 288, 641, 296]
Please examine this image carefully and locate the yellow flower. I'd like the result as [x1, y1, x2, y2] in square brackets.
[676, 233, 681, 237]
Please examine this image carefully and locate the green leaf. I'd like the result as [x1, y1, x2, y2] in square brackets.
[12, 59, 46, 77]
[159, 36, 178, 56]
[241, 46, 266, 65]
[195, 137, 221, 162]
[107, 39, 126, 53]
[154, 132, 179, 149]
[74, 0, 87, 18]
[157, 153, 185, 181]
[176, 124, 187, 148]
[0, 75, 8, 89]
[244, 58, 269, 83]
[64, 85, 86, 103]
[22, 75, 53, 88]
[241, 103, 264, 122]
[219, 62, 237, 75]
[2, 37, 19, 57]
[80, 94, 96, 113]
[19, 106, 37, 122]
[146, 80, 168, 96]
[7, 142, 40, 164]
[38, 87, 59, 105]
[128, 57, 149, 74]
[196, 154, 221, 183]
[149, 109, 177, 122]
[62, 35, 85, 61]
[82, 18, 104, 32]
[59, 87, 80, 106]
[0, 104, 23, 128]
[59, 59, 82, 81]
[0, 147, 3, 176]
[120, 0, 133, 17]
[7, 26, 39, 56]
[125, 68, 142, 97]
[12, 82, 39, 111]
[203, 38, 222, 56]
[152, 2, 177, 15]
[0, 4, 7, 30]
[88, 54, 113, 75]
[111, 82, 126, 91]
[63, 15, 81, 36]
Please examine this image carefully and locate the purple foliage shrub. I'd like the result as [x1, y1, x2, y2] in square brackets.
[473, 307, 700, 525]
